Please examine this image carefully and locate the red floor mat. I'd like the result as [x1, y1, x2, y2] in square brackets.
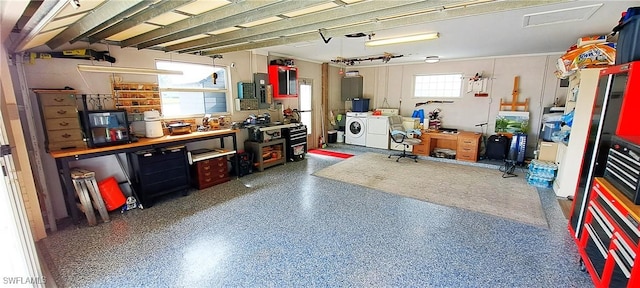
[307, 149, 354, 159]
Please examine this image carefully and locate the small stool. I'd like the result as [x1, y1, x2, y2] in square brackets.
[71, 168, 110, 226]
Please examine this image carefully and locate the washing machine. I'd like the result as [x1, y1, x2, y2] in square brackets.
[345, 112, 370, 146]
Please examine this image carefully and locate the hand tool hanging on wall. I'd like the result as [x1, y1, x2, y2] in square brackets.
[29, 49, 116, 64]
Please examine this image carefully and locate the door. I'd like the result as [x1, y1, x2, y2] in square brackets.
[299, 79, 312, 136]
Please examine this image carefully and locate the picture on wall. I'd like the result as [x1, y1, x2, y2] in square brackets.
[495, 111, 529, 133]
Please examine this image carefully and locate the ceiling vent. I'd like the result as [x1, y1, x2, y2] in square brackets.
[522, 3, 602, 28]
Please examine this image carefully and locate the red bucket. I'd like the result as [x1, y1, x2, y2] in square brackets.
[97, 176, 126, 211]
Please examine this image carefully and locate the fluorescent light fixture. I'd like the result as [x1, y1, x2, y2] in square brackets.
[425, 56, 440, 63]
[77, 64, 183, 75]
[365, 32, 439, 47]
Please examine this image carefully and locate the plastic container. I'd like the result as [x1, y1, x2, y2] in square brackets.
[351, 98, 370, 112]
[337, 131, 344, 143]
[541, 121, 562, 141]
[97, 176, 126, 211]
[526, 173, 554, 189]
[616, 12, 640, 64]
[327, 130, 337, 143]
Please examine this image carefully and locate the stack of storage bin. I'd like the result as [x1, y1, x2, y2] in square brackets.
[526, 159, 558, 188]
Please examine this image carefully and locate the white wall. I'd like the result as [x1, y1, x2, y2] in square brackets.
[18, 43, 564, 219]
[353, 54, 565, 154]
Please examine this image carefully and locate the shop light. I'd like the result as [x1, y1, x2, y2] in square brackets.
[424, 56, 440, 63]
[364, 32, 439, 47]
[77, 64, 183, 75]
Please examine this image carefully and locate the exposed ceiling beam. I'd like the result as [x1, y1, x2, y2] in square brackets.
[198, 0, 568, 56]
[68, 0, 158, 45]
[120, 0, 282, 47]
[7, 0, 66, 53]
[168, 0, 457, 54]
[87, 0, 196, 43]
[136, 0, 330, 49]
[46, 0, 151, 49]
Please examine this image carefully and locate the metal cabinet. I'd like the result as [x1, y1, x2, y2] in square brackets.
[578, 178, 640, 287]
[268, 65, 297, 98]
[245, 139, 286, 171]
[341, 76, 363, 101]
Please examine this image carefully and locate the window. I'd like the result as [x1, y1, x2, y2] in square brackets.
[414, 74, 463, 98]
[156, 60, 230, 117]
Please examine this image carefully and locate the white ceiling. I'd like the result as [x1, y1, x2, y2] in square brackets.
[6, 0, 636, 66]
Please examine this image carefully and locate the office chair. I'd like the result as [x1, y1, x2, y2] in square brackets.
[388, 116, 422, 162]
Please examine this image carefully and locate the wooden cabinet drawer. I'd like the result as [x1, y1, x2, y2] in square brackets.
[39, 93, 77, 106]
[458, 137, 479, 147]
[45, 117, 81, 130]
[43, 106, 78, 119]
[456, 150, 477, 162]
[48, 140, 86, 151]
[412, 144, 429, 155]
[47, 129, 84, 142]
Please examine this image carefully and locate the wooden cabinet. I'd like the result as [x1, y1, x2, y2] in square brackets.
[34, 89, 86, 151]
[554, 68, 602, 198]
[245, 139, 286, 171]
[341, 76, 363, 101]
[411, 131, 481, 162]
[112, 82, 160, 118]
[191, 157, 230, 190]
[456, 132, 481, 162]
[268, 65, 297, 98]
[578, 178, 640, 287]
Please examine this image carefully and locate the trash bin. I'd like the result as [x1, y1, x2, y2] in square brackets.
[327, 130, 337, 143]
[337, 131, 344, 143]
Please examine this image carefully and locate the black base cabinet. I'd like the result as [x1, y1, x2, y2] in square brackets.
[129, 146, 190, 207]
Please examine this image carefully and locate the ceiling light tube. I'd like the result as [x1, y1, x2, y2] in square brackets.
[77, 64, 183, 75]
[425, 56, 440, 63]
[365, 32, 439, 47]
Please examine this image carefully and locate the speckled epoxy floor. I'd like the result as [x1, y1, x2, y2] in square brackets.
[39, 144, 592, 287]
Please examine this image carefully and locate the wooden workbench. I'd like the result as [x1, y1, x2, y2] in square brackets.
[50, 129, 240, 223]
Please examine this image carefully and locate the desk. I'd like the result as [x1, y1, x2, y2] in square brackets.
[412, 131, 481, 162]
[50, 129, 239, 223]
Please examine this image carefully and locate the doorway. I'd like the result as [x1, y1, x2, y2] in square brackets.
[299, 78, 313, 137]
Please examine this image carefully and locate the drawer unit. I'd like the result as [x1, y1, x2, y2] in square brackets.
[34, 89, 86, 152]
[191, 156, 230, 190]
[412, 134, 429, 156]
[578, 178, 640, 287]
[456, 132, 481, 162]
[282, 125, 307, 161]
[129, 146, 190, 207]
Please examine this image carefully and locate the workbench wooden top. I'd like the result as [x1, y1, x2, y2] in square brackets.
[50, 129, 239, 158]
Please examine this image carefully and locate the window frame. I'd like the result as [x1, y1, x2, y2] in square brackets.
[155, 59, 232, 119]
[413, 73, 464, 99]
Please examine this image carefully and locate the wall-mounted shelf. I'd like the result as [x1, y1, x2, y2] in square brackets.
[112, 82, 161, 115]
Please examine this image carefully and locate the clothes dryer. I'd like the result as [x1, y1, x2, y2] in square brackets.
[366, 115, 390, 149]
[345, 112, 370, 146]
